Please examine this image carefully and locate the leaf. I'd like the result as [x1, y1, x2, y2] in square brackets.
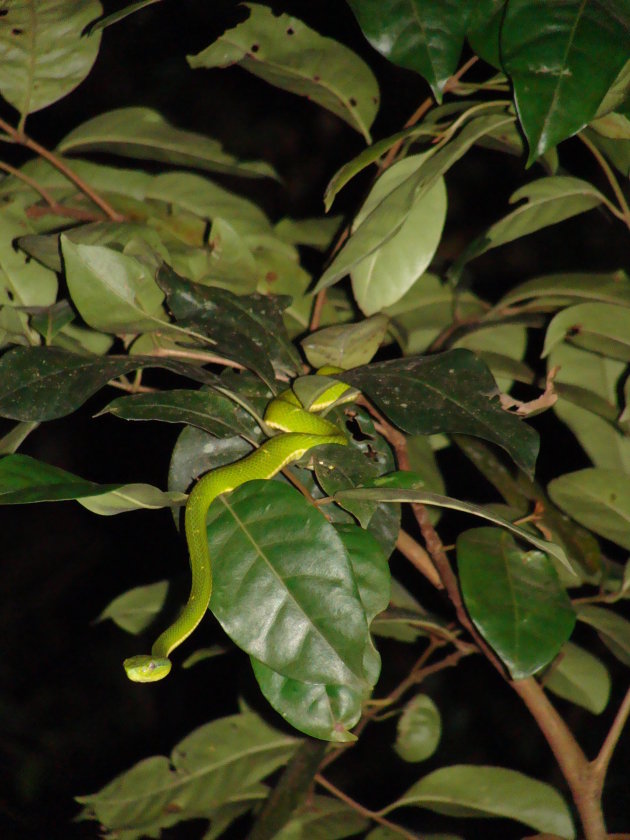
[334, 484, 572, 573]
[491, 270, 630, 312]
[0, 208, 58, 307]
[384, 765, 575, 838]
[544, 642, 611, 714]
[301, 315, 389, 370]
[549, 343, 630, 473]
[156, 264, 300, 385]
[501, 0, 630, 161]
[87, 0, 163, 33]
[77, 713, 296, 832]
[543, 302, 630, 362]
[61, 237, 167, 334]
[350, 154, 447, 314]
[208, 481, 371, 688]
[314, 445, 382, 528]
[96, 581, 169, 634]
[273, 795, 369, 840]
[0, 346, 219, 422]
[341, 350, 540, 476]
[316, 111, 513, 291]
[347, 0, 472, 100]
[187, 3, 379, 142]
[458, 528, 576, 679]
[467, 0, 506, 68]
[58, 107, 277, 179]
[453, 177, 605, 273]
[251, 525, 388, 741]
[100, 389, 261, 440]
[78, 484, 186, 515]
[548, 468, 630, 550]
[395, 694, 442, 763]
[0, 453, 119, 504]
[250, 661, 364, 743]
[0, 421, 39, 454]
[274, 216, 343, 250]
[0, 0, 102, 121]
[577, 605, 630, 666]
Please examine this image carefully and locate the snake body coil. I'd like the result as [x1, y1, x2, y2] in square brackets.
[124, 371, 352, 682]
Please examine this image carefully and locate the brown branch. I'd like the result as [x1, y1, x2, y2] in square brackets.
[314, 774, 419, 840]
[379, 55, 479, 171]
[395, 529, 443, 588]
[0, 116, 124, 221]
[591, 685, 630, 793]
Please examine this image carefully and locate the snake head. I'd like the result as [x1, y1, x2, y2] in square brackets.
[123, 654, 171, 682]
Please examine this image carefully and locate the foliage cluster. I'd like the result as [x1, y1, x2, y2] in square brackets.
[1, 2, 629, 839]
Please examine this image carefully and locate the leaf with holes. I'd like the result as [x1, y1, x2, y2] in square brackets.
[0, 0, 102, 121]
[188, 3, 379, 142]
[341, 349, 540, 476]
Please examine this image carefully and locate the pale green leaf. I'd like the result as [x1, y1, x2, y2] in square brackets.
[395, 694, 442, 763]
[188, 4, 379, 142]
[350, 154, 447, 314]
[384, 765, 574, 837]
[78, 483, 187, 515]
[58, 107, 277, 179]
[301, 315, 389, 370]
[96, 581, 169, 634]
[543, 302, 630, 362]
[61, 237, 167, 334]
[77, 713, 296, 832]
[273, 795, 369, 840]
[577, 605, 630, 666]
[544, 642, 611, 714]
[315, 112, 514, 291]
[0, 0, 102, 121]
[548, 468, 630, 549]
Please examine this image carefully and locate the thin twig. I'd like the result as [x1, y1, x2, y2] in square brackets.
[579, 131, 630, 228]
[0, 159, 57, 206]
[314, 774, 419, 840]
[0, 115, 124, 221]
[396, 529, 443, 588]
[591, 685, 630, 786]
[149, 346, 246, 369]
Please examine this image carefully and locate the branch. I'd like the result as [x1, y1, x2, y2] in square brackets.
[248, 739, 327, 840]
[0, 116, 124, 222]
[314, 774, 420, 840]
[591, 685, 630, 791]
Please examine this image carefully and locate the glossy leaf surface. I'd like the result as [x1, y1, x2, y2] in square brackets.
[458, 528, 575, 679]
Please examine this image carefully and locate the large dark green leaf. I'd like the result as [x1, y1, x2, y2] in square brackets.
[0, 346, 218, 421]
[207, 481, 371, 689]
[156, 265, 300, 386]
[347, 0, 473, 100]
[188, 3, 379, 142]
[457, 528, 576, 679]
[341, 349, 539, 475]
[100, 389, 260, 440]
[384, 765, 575, 837]
[501, 0, 630, 161]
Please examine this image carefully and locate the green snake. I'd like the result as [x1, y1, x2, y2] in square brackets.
[123, 368, 353, 682]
